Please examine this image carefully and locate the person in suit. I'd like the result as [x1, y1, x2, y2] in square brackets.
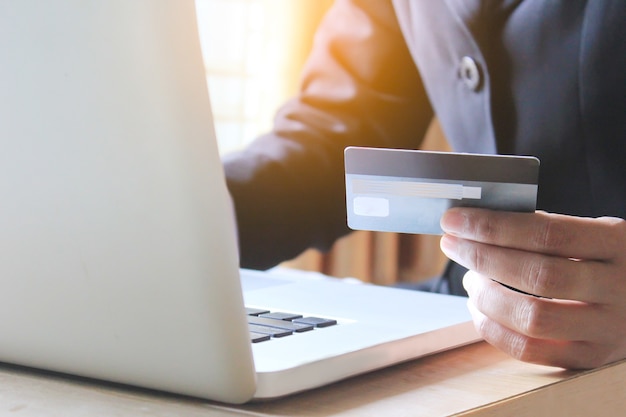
[223, 1, 626, 369]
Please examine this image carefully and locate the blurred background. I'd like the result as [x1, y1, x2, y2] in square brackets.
[195, 0, 449, 286]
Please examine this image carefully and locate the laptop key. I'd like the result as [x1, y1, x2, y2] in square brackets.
[250, 331, 271, 343]
[259, 312, 303, 321]
[248, 316, 314, 333]
[293, 317, 337, 328]
[245, 307, 270, 316]
[248, 324, 293, 338]
[245, 308, 337, 343]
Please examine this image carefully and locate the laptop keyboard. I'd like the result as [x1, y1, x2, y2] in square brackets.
[245, 307, 337, 343]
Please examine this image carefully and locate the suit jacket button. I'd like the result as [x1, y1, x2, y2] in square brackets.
[459, 56, 482, 92]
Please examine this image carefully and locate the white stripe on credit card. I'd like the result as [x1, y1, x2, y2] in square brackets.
[352, 179, 482, 200]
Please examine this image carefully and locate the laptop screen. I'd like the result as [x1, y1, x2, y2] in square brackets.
[0, 0, 257, 403]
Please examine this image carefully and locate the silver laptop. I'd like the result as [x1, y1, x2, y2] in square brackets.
[0, 0, 479, 404]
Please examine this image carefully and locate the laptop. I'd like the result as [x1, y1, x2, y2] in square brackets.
[0, 0, 479, 404]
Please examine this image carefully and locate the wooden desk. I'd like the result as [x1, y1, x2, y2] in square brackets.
[1, 342, 624, 416]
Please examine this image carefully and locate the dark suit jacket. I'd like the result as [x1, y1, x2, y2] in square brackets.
[224, 0, 626, 285]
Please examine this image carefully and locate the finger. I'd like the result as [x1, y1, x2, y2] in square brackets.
[440, 208, 626, 261]
[466, 301, 608, 369]
[441, 234, 617, 302]
[463, 271, 612, 342]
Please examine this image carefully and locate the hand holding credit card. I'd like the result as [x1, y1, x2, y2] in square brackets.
[345, 147, 540, 235]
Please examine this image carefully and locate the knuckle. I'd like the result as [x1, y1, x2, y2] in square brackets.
[472, 215, 500, 242]
[503, 334, 546, 365]
[534, 215, 570, 251]
[527, 258, 563, 296]
[503, 332, 533, 363]
[463, 241, 491, 273]
[513, 342, 536, 363]
[518, 300, 552, 338]
[502, 331, 552, 365]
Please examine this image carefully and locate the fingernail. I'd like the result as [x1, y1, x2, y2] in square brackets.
[440, 209, 464, 235]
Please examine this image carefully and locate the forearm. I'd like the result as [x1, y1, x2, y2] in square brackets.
[223, 0, 433, 269]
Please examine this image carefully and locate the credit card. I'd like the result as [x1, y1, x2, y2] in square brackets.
[345, 147, 540, 235]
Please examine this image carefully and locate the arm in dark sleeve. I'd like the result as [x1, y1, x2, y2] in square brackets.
[223, 0, 433, 270]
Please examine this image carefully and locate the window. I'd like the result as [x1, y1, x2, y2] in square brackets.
[194, 0, 331, 155]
